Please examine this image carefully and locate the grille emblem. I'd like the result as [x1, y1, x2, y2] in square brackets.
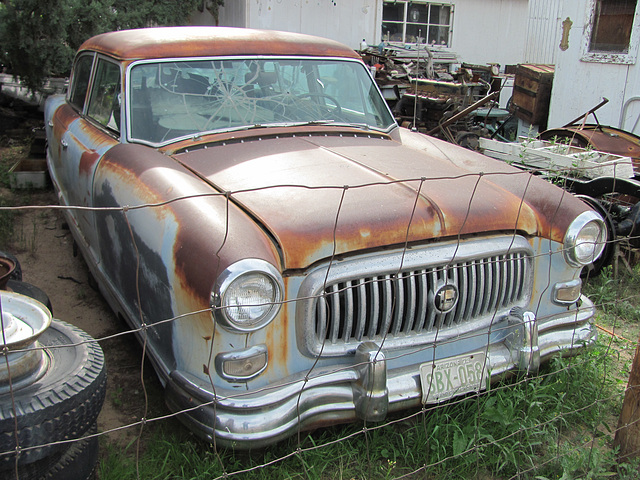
[434, 284, 458, 313]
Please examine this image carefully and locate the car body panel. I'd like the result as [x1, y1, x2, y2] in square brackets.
[45, 26, 602, 448]
[175, 131, 582, 270]
[80, 27, 360, 63]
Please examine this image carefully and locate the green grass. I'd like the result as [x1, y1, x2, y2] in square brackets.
[0, 197, 15, 250]
[97, 341, 633, 480]
[583, 265, 640, 324]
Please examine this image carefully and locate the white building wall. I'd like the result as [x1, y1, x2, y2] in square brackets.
[621, 61, 640, 133]
[548, 0, 640, 133]
[208, 0, 380, 51]
[450, 0, 528, 67]
[190, 2, 246, 27]
[208, 0, 528, 68]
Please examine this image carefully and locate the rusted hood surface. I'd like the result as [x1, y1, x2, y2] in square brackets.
[175, 131, 577, 270]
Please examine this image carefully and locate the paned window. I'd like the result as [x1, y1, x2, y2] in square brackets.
[582, 0, 640, 63]
[590, 0, 636, 53]
[382, 1, 452, 46]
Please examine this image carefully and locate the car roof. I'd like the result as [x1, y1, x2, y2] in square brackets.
[78, 26, 360, 61]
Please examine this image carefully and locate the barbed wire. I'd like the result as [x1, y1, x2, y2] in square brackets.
[0, 167, 638, 480]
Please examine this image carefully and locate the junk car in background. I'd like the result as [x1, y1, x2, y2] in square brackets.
[45, 27, 606, 447]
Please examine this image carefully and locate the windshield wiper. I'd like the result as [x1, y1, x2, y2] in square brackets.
[186, 120, 383, 140]
[247, 120, 336, 129]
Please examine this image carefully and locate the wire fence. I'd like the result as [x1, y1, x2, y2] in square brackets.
[0, 160, 639, 480]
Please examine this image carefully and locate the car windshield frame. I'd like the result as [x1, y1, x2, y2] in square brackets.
[125, 56, 396, 147]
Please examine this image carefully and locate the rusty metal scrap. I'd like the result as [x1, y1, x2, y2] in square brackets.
[363, 46, 510, 149]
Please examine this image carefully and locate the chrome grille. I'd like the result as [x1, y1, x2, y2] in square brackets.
[296, 237, 534, 356]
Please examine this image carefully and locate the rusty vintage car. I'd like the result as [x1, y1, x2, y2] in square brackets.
[45, 27, 605, 447]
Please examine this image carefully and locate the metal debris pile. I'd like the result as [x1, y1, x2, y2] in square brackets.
[360, 43, 516, 149]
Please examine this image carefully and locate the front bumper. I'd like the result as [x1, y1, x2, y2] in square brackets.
[165, 296, 596, 448]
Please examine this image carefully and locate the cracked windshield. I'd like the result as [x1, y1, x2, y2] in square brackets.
[128, 58, 395, 144]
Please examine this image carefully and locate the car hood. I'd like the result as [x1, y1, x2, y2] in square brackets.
[173, 129, 580, 270]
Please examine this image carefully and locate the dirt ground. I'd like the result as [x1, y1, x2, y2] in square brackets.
[0, 98, 171, 452]
[14, 195, 167, 448]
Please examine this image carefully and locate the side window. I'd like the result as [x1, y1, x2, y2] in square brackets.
[69, 54, 94, 111]
[582, 0, 640, 63]
[87, 58, 121, 132]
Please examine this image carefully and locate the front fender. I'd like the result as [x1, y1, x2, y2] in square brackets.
[91, 143, 281, 384]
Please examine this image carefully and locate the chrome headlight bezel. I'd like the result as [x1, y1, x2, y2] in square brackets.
[211, 259, 284, 333]
[564, 210, 606, 267]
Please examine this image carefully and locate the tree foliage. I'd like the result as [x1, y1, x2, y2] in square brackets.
[0, 0, 224, 92]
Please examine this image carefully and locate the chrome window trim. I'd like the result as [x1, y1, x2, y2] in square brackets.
[67, 52, 97, 115]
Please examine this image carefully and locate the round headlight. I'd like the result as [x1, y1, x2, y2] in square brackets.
[212, 259, 283, 332]
[564, 211, 606, 267]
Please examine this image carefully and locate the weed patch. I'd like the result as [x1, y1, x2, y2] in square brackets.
[97, 342, 629, 479]
[583, 265, 640, 324]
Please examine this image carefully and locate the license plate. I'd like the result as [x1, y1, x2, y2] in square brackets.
[420, 352, 488, 403]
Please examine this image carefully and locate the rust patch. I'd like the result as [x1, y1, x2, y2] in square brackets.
[263, 296, 290, 378]
[97, 143, 280, 305]
[77, 121, 120, 149]
[53, 103, 78, 132]
[79, 150, 101, 176]
[51, 104, 79, 148]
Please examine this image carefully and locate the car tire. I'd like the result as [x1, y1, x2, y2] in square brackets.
[0, 250, 22, 282]
[5, 279, 53, 314]
[7, 424, 99, 480]
[0, 320, 106, 468]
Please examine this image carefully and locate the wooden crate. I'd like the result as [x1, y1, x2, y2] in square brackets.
[9, 158, 48, 189]
[479, 137, 635, 180]
[512, 64, 554, 128]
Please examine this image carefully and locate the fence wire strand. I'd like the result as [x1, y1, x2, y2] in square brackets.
[0, 165, 639, 479]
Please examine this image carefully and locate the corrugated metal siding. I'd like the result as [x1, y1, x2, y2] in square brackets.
[524, 0, 563, 64]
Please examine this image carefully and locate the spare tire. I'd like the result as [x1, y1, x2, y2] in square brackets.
[7, 423, 99, 480]
[0, 250, 22, 283]
[0, 320, 106, 468]
[6, 280, 52, 315]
